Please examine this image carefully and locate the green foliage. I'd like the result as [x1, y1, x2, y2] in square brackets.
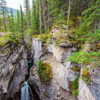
[67, 51, 100, 67]
[37, 60, 52, 82]
[54, 38, 60, 47]
[81, 76, 90, 84]
[71, 66, 81, 72]
[75, 0, 100, 44]
[0, 36, 8, 46]
[82, 68, 90, 78]
[81, 68, 91, 84]
[73, 73, 80, 90]
[40, 35, 48, 43]
[71, 73, 80, 97]
[73, 90, 79, 98]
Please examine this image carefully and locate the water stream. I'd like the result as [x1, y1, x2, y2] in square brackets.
[21, 81, 30, 100]
[21, 59, 33, 100]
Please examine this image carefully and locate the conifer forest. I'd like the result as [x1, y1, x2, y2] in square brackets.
[0, 0, 100, 100]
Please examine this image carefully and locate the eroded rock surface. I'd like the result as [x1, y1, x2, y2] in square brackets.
[0, 45, 28, 100]
[29, 38, 78, 100]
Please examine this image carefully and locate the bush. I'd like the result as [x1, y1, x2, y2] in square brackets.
[40, 35, 48, 43]
[37, 60, 52, 82]
[73, 73, 80, 90]
[82, 69, 90, 78]
[69, 73, 80, 97]
[71, 66, 81, 72]
[0, 36, 8, 46]
[67, 51, 100, 67]
[81, 76, 90, 84]
[73, 90, 79, 97]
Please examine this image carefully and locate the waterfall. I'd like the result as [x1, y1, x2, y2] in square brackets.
[21, 81, 30, 100]
[21, 59, 33, 100]
[21, 59, 40, 100]
[21, 58, 34, 100]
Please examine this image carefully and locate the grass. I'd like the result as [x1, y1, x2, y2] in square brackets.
[0, 36, 8, 46]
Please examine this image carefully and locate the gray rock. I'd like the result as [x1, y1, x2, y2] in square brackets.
[0, 45, 28, 100]
[59, 41, 72, 47]
[32, 38, 43, 65]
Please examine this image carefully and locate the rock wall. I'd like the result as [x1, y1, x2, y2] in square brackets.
[29, 38, 100, 100]
[29, 38, 79, 100]
[78, 65, 100, 100]
[78, 43, 100, 100]
[0, 45, 28, 100]
[0, 37, 100, 100]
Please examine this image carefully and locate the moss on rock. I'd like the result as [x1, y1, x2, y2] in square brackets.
[82, 69, 90, 78]
[37, 60, 52, 82]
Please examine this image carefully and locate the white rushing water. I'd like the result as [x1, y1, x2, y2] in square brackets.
[21, 81, 30, 100]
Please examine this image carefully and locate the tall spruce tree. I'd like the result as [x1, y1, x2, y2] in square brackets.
[24, 0, 30, 30]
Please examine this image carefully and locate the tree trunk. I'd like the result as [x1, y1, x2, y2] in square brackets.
[80, 0, 83, 24]
[2, 11, 6, 31]
[76, 0, 80, 27]
[25, 0, 30, 30]
[66, 0, 71, 37]
[1, 1, 7, 31]
[98, 21, 100, 29]
[39, 0, 42, 34]
[47, 1, 50, 29]
[20, 5, 24, 39]
[43, 0, 47, 34]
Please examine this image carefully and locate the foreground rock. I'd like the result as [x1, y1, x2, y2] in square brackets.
[0, 36, 100, 100]
[29, 38, 79, 100]
[0, 45, 28, 100]
[29, 38, 100, 100]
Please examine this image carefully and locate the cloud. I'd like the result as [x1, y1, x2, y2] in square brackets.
[5, 0, 32, 10]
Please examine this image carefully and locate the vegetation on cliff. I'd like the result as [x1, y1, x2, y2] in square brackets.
[0, 0, 100, 98]
[37, 60, 52, 82]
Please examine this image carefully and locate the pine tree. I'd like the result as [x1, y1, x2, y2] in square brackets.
[20, 5, 24, 38]
[31, 0, 36, 35]
[39, 0, 42, 34]
[9, 9, 15, 33]
[0, 0, 7, 31]
[66, 0, 71, 36]
[24, 0, 30, 30]
[43, 0, 47, 34]
[16, 10, 20, 33]
[76, 0, 100, 43]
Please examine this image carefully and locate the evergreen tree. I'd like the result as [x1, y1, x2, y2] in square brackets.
[9, 9, 15, 33]
[24, 0, 30, 30]
[0, 0, 7, 31]
[20, 5, 24, 38]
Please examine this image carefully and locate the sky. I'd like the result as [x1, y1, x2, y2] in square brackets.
[5, 0, 32, 10]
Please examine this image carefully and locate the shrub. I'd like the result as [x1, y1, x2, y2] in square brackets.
[67, 51, 100, 67]
[54, 38, 60, 47]
[71, 66, 81, 72]
[0, 36, 8, 46]
[81, 68, 91, 84]
[81, 76, 90, 84]
[82, 69, 90, 78]
[73, 90, 79, 98]
[37, 60, 52, 82]
[69, 73, 80, 97]
[73, 73, 80, 90]
[40, 35, 48, 43]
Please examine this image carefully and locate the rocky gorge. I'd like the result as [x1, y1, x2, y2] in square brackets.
[0, 30, 100, 100]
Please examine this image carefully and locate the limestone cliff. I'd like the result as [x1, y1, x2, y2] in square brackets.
[0, 35, 100, 100]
